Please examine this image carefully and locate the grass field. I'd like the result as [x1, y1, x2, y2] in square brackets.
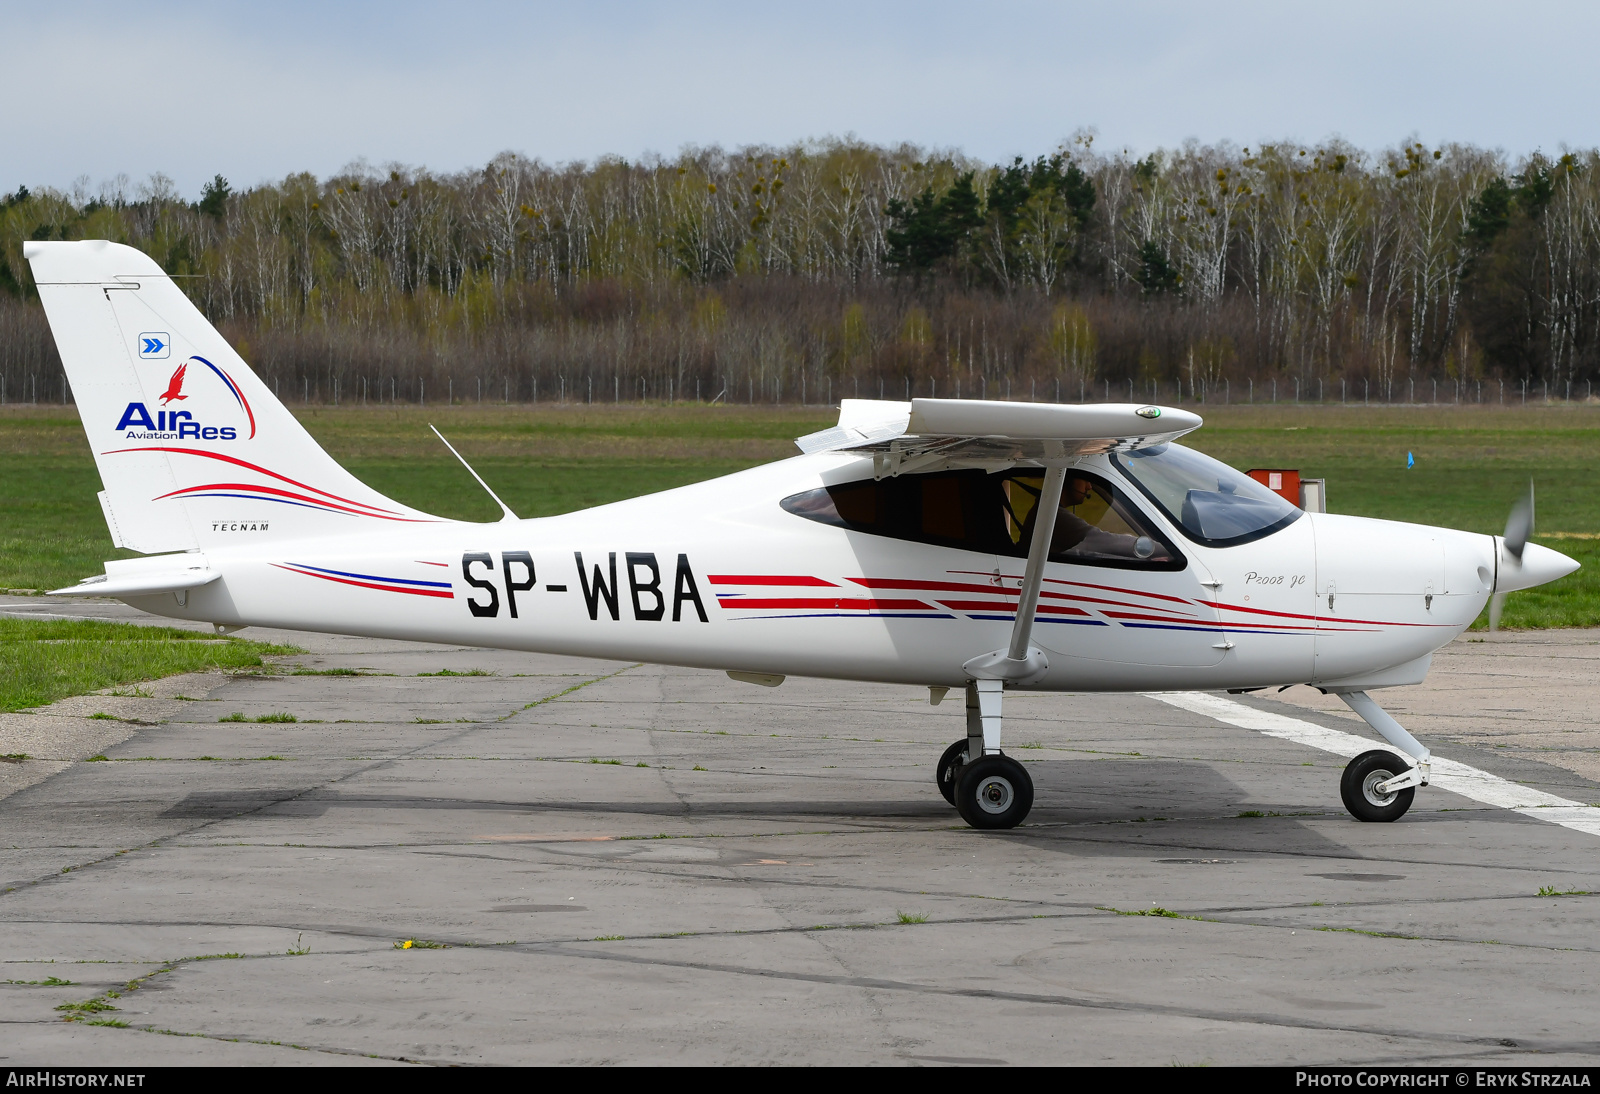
[0, 617, 301, 713]
[2, 401, 1596, 628]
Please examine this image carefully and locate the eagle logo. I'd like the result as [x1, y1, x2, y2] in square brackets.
[158, 362, 188, 405]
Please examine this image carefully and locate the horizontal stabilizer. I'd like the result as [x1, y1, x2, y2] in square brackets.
[796, 398, 1203, 476]
[49, 556, 219, 598]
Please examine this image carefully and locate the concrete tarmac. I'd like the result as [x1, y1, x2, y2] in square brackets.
[2, 595, 1599, 1066]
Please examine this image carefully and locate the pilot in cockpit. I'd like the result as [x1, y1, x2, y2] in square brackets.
[1048, 474, 1156, 561]
[1000, 471, 1169, 563]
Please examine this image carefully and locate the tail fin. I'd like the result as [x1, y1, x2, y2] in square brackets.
[25, 240, 436, 552]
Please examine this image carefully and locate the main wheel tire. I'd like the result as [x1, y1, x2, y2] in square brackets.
[1340, 749, 1416, 823]
[936, 739, 970, 806]
[954, 754, 1035, 830]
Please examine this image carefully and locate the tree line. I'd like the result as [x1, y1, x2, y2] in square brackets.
[3, 135, 1599, 408]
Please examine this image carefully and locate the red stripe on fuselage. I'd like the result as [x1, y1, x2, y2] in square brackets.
[1043, 577, 1195, 606]
[857, 575, 1198, 616]
[274, 563, 455, 598]
[716, 596, 933, 611]
[850, 577, 1006, 595]
[1215, 600, 1449, 629]
[708, 575, 839, 587]
[1040, 589, 1199, 616]
[1101, 610, 1221, 625]
[935, 599, 1090, 616]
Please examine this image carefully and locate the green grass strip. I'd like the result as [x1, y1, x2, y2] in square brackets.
[0, 617, 301, 713]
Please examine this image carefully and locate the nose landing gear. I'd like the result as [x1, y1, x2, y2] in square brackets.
[1340, 749, 1416, 822]
[1334, 690, 1431, 822]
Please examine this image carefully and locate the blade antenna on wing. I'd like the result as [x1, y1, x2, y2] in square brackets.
[429, 424, 518, 522]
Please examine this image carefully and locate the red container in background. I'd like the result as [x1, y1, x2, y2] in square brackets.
[1247, 468, 1302, 508]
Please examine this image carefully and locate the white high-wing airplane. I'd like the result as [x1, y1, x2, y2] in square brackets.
[25, 240, 1581, 830]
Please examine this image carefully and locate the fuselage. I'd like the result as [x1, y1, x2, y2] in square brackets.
[128, 450, 1495, 692]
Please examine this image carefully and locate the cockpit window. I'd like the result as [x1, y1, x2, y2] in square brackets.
[1111, 443, 1301, 547]
[1001, 474, 1181, 566]
[780, 467, 1184, 570]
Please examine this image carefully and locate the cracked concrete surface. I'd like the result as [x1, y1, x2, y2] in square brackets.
[0, 673, 233, 804]
[2, 595, 1598, 1066]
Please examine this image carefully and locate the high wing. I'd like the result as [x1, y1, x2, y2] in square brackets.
[796, 398, 1203, 477]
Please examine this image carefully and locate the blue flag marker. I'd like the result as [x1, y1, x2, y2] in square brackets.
[1406, 451, 1415, 470]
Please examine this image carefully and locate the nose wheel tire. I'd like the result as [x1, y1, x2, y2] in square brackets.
[954, 755, 1034, 829]
[936, 739, 970, 806]
[1340, 749, 1416, 823]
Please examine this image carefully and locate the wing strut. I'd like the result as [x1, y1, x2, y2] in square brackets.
[962, 464, 1065, 690]
[959, 465, 1065, 761]
[1008, 465, 1066, 663]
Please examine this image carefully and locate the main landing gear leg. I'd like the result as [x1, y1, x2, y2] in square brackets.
[1334, 690, 1431, 823]
[968, 679, 1001, 763]
[939, 679, 1033, 830]
[936, 681, 1002, 807]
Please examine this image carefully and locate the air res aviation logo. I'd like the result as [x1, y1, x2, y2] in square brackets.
[158, 362, 189, 405]
[115, 355, 256, 441]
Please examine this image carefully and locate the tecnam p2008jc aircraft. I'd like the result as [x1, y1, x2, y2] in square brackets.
[26, 240, 1580, 830]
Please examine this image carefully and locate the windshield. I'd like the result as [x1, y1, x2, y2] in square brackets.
[1111, 443, 1301, 547]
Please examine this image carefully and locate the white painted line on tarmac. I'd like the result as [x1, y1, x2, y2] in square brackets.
[1144, 690, 1600, 838]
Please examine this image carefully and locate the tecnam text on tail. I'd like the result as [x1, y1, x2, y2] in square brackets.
[25, 240, 1579, 829]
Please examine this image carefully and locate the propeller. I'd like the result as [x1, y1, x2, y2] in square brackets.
[1489, 480, 1534, 633]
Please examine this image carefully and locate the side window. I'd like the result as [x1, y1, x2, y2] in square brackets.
[780, 467, 1184, 570]
[919, 475, 967, 541]
[780, 469, 995, 554]
[999, 472, 1184, 570]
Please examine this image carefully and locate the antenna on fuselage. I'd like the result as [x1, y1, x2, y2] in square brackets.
[429, 424, 518, 522]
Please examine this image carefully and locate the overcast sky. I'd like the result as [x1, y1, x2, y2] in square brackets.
[5, 0, 1597, 199]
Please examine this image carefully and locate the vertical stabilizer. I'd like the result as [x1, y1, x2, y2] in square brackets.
[25, 240, 438, 552]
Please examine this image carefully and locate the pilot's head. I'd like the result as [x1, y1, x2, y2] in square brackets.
[1063, 475, 1095, 506]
